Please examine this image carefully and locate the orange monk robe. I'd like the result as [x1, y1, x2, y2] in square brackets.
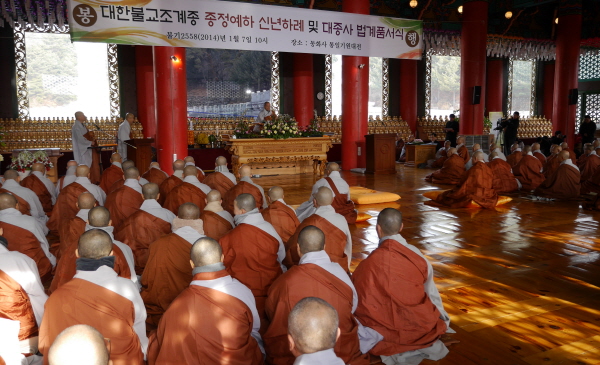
[262, 201, 299, 243]
[506, 151, 523, 168]
[223, 181, 265, 215]
[147, 270, 264, 365]
[457, 145, 470, 163]
[581, 165, 600, 195]
[204, 172, 236, 197]
[157, 175, 182, 205]
[563, 148, 577, 163]
[580, 154, 600, 182]
[115, 210, 172, 275]
[425, 154, 465, 185]
[326, 177, 357, 224]
[487, 158, 519, 193]
[513, 155, 545, 191]
[534, 162, 581, 200]
[141, 167, 168, 186]
[433, 161, 498, 209]
[20, 173, 53, 214]
[99, 164, 123, 194]
[0, 188, 31, 216]
[107, 178, 125, 194]
[0, 269, 40, 345]
[431, 150, 448, 169]
[57, 212, 87, 262]
[163, 182, 207, 215]
[199, 210, 233, 241]
[264, 264, 368, 365]
[543, 154, 560, 178]
[0, 222, 53, 282]
[47, 182, 88, 233]
[577, 153, 588, 168]
[533, 151, 547, 165]
[105, 185, 144, 231]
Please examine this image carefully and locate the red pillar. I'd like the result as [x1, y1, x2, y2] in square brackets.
[552, 2, 581, 143]
[485, 59, 503, 114]
[342, 0, 369, 170]
[399, 60, 418, 133]
[154, 46, 188, 175]
[543, 62, 555, 121]
[135, 46, 157, 139]
[293, 53, 314, 128]
[459, 0, 488, 135]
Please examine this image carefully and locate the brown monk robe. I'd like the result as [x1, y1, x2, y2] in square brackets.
[262, 186, 299, 243]
[323, 163, 357, 224]
[39, 229, 147, 365]
[56, 160, 78, 193]
[99, 153, 123, 194]
[47, 165, 93, 234]
[456, 136, 470, 164]
[577, 144, 592, 168]
[157, 159, 185, 205]
[432, 151, 498, 209]
[581, 154, 600, 194]
[543, 145, 562, 178]
[105, 160, 135, 195]
[513, 147, 545, 191]
[147, 237, 264, 365]
[0, 186, 31, 217]
[199, 190, 234, 241]
[580, 145, 600, 182]
[223, 166, 265, 215]
[20, 163, 55, 215]
[142, 162, 169, 186]
[431, 141, 451, 168]
[141, 203, 205, 330]
[104, 167, 144, 231]
[184, 156, 206, 182]
[163, 166, 210, 214]
[487, 153, 519, 193]
[203, 156, 237, 197]
[46, 325, 112, 365]
[115, 183, 174, 275]
[561, 142, 577, 163]
[534, 150, 581, 200]
[506, 143, 523, 168]
[264, 226, 368, 365]
[425, 148, 466, 185]
[532, 143, 547, 165]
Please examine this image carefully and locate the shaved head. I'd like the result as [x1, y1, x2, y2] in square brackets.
[215, 156, 227, 166]
[377, 208, 403, 236]
[184, 165, 198, 177]
[239, 165, 252, 177]
[288, 297, 339, 354]
[124, 167, 140, 180]
[178, 203, 200, 219]
[235, 193, 256, 212]
[76, 165, 90, 177]
[444, 140, 451, 147]
[327, 162, 340, 172]
[206, 190, 222, 203]
[173, 159, 185, 171]
[472, 144, 481, 152]
[3, 169, 18, 180]
[121, 160, 135, 170]
[473, 150, 485, 162]
[314, 186, 333, 206]
[532, 143, 540, 150]
[48, 324, 109, 365]
[67, 160, 78, 168]
[0, 193, 18, 210]
[150, 162, 160, 169]
[457, 136, 465, 144]
[298, 225, 325, 255]
[31, 163, 46, 173]
[489, 151, 498, 159]
[190, 237, 222, 267]
[561, 142, 569, 149]
[77, 192, 96, 210]
[268, 186, 284, 201]
[585, 143, 594, 152]
[88, 206, 110, 227]
[110, 153, 122, 163]
[511, 143, 519, 151]
[555, 145, 563, 153]
[184, 156, 195, 163]
[78, 229, 112, 259]
[448, 148, 457, 155]
[558, 150, 571, 162]
[142, 183, 159, 199]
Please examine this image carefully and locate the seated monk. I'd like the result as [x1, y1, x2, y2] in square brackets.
[21, 162, 57, 215]
[296, 162, 357, 224]
[262, 186, 299, 243]
[464, 143, 488, 170]
[455, 136, 470, 163]
[513, 146, 545, 191]
[141, 162, 169, 186]
[534, 150, 581, 200]
[164, 165, 211, 214]
[352, 208, 457, 363]
[544, 145, 562, 178]
[147, 237, 264, 364]
[431, 151, 498, 209]
[506, 143, 523, 168]
[287, 297, 346, 365]
[47, 325, 110, 365]
[199, 190, 234, 241]
[580, 144, 600, 182]
[141, 203, 205, 330]
[106, 160, 135, 194]
[203, 156, 237, 197]
[264, 226, 368, 365]
[0, 235, 48, 365]
[99, 153, 123, 194]
[158, 160, 185, 205]
[487, 151, 519, 193]
[397, 135, 414, 163]
[560, 142, 577, 163]
[115, 183, 175, 275]
[39, 229, 148, 365]
[532, 142, 547, 165]
[0, 193, 55, 281]
[220, 193, 285, 333]
[577, 143, 592, 169]
[490, 144, 507, 161]
[223, 165, 267, 215]
[105, 167, 144, 231]
[425, 148, 465, 185]
[184, 156, 206, 182]
[286, 186, 352, 272]
[1, 169, 48, 233]
[427, 141, 451, 168]
[56, 160, 78, 195]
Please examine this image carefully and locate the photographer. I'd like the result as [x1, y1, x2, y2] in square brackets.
[497, 112, 520, 156]
[444, 114, 459, 147]
[579, 115, 597, 144]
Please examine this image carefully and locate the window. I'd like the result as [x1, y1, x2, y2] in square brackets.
[331, 54, 342, 117]
[330, 55, 383, 117]
[429, 55, 461, 117]
[510, 60, 534, 116]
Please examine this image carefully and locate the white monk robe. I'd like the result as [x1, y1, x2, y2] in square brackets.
[174, 225, 205, 244]
[204, 200, 235, 227]
[239, 176, 268, 209]
[0, 208, 56, 267]
[296, 171, 351, 222]
[124, 178, 143, 194]
[0, 244, 48, 365]
[1, 179, 49, 232]
[56, 165, 77, 195]
[139, 177, 150, 185]
[182, 175, 211, 195]
[32, 171, 57, 205]
[465, 149, 490, 170]
[313, 205, 352, 268]
[139, 199, 176, 224]
[492, 147, 507, 161]
[118, 121, 131, 160]
[71, 120, 93, 167]
[294, 349, 345, 365]
[85, 224, 138, 288]
[74, 176, 106, 206]
[214, 165, 237, 185]
[185, 162, 205, 178]
[191, 262, 265, 353]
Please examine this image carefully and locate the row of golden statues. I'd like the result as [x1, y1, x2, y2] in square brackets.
[419, 115, 553, 139]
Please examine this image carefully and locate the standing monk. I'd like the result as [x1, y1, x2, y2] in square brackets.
[262, 186, 299, 244]
[21, 162, 57, 215]
[425, 148, 465, 185]
[99, 153, 123, 194]
[513, 146, 545, 191]
[487, 152, 519, 193]
[164, 165, 211, 214]
[115, 183, 175, 275]
[1, 169, 49, 233]
[506, 143, 523, 168]
[223, 165, 268, 214]
[534, 150, 581, 200]
[184, 156, 206, 182]
[147, 237, 264, 365]
[141, 162, 169, 186]
[353, 208, 457, 364]
[199, 190, 234, 241]
[117, 113, 133, 160]
[157, 160, 185, 205]
[203, 156, 237, 197]
[56, 160, 78, 195]
[104, 167, 144, 231]
[580, 144, 600, 182]
[71, 111, 93, 169]
[39, 229, 148, 365]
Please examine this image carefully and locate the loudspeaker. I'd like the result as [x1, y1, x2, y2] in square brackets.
[568, 89, 578, 105]
[472, 86, 481, 105]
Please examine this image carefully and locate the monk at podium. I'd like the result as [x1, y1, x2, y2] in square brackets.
[21, 163, 57, 215]
[142, 162, 169, 186]
[158, 160, 185, 205]
[425, 148, 465, 185]
[104, 167, 144, 231]
[203, 156, 237, 197]
[71, 111, 100, 184]
[199, 190, 234, 241]
[99, 153, 123, 194]
[262, 186, 299, 243]
[164, 166, 211, 214]
[117, 113, 133, 160]
[254, 101, 276, 132]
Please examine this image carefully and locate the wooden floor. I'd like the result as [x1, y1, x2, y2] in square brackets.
[254, 164, 600, 365]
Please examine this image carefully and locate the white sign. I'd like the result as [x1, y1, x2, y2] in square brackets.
[67, 0, 423, 59]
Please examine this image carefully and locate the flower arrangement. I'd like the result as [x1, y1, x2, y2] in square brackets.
[300, 119, 324, 137]
[9, 150, 53, 172]
[196, 133, 209, 145]
[260, 114, 300, 140]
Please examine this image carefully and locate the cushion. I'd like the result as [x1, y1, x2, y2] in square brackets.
[422, 190, 512, 208]
[356, 212, 372, 222]
[349, 186, 401, 205]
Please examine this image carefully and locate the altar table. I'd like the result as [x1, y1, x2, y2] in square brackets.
[404, 144, 437, 167]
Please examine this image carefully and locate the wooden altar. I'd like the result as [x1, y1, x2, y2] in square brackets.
[404, 144, 437, 167]
[225, 136, 332, 175]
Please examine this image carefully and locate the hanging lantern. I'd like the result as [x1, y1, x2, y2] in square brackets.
[409, 0, 418, 8]
[555, 17, 559, 24]
[458, 5, 463, 14]
[505, 11, 513, 19]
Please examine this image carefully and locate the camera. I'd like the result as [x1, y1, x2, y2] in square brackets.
[493, 118, 508, 131]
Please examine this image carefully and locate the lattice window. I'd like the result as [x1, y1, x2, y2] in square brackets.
[579, 53, 600, 81]
[584, 94, 600, 123]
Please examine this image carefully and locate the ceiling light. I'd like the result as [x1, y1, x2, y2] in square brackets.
[555, 17, 559, 24]
[170, 56, 178, 62]
[458, 5, 463, 14]
[409, 0, 418, 8]
[505, 11, 513, 19]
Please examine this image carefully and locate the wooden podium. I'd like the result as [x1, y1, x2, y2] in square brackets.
[126, 139, 154, 172]
[365, 134, 396, 174]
